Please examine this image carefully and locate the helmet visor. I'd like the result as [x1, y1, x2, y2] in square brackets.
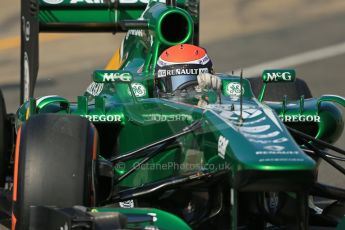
[156, 63, 211, 93]
[171, 74, 197, 91]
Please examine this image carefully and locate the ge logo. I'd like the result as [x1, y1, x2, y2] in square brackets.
[131, 83, 146, 97]
[226, 82, 244, 97]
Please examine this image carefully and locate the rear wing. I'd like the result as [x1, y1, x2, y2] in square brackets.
[20, 0, 200, 103]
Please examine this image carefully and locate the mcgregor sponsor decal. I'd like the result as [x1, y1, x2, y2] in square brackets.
[103, 72, 132, 82]
[93, 70, 133, 83]
[262, 69, 296, 83]
[265, 72, 292, 82]
[81, 115, 121, 122]
[279, 115, 320, 122]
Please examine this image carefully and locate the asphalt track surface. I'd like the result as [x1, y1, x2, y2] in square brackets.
[0, 0, 345, 227]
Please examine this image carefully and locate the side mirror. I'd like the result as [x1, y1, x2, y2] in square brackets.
[258, 69, 296, 101]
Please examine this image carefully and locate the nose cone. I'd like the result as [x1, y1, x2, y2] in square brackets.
[205, 101, 317, 191]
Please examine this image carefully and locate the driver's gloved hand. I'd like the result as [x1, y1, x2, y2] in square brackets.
[197, 73, 221, 90]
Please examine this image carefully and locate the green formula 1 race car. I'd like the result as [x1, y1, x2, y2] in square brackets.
[1, 0, 345, 229]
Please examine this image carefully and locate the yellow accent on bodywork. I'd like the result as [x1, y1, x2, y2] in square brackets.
[25, 108, 30, 120]
[105, 48, 122, 70]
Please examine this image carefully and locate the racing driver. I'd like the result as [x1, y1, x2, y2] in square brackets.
[154, 44, 221, 103]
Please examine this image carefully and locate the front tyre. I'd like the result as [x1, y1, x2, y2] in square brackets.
[12, 114, 98, 230]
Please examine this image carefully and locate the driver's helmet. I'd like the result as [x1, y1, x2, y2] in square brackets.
[155, 44, 213, 93]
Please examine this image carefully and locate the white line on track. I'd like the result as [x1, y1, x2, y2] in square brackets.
[230, 41, 345, 77]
